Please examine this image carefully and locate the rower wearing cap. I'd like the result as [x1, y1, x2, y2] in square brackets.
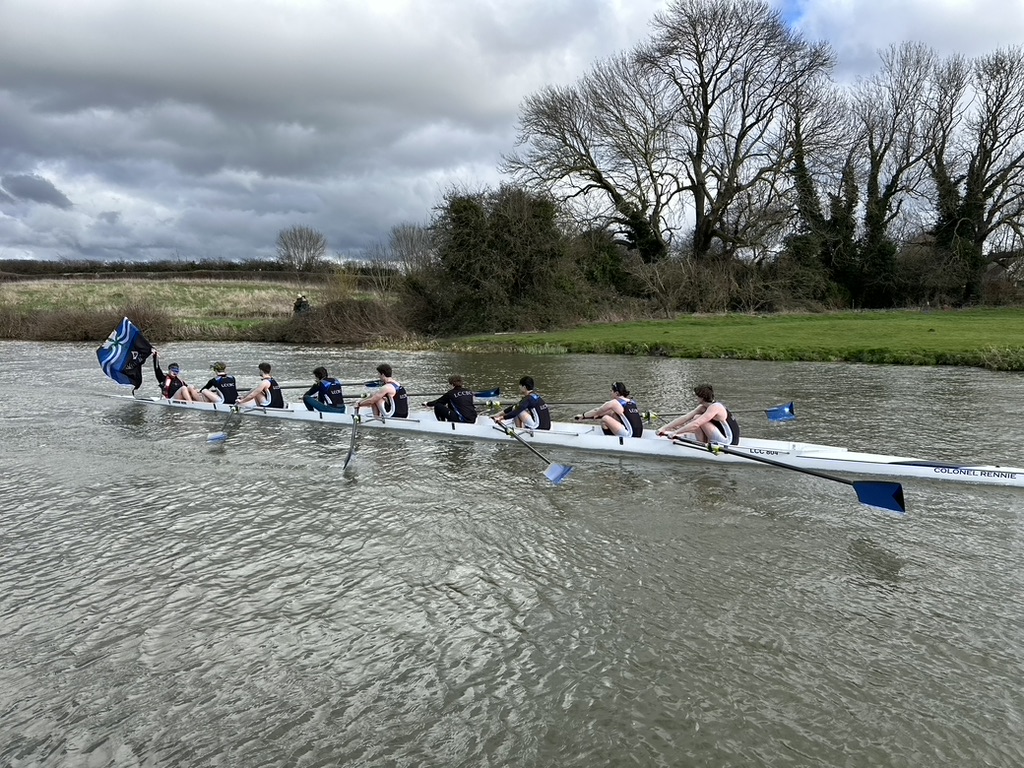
[196, 361, 238, 404]
[152, 350, 199, 402]
[574, 382, 644, 437]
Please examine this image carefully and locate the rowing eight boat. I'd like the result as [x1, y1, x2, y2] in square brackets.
[107, 394, 1024, 489]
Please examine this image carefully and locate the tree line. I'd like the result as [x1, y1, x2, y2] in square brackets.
[356, 0, 1024, 335]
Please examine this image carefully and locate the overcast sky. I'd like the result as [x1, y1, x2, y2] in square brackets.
[1, 0, 1022, 263]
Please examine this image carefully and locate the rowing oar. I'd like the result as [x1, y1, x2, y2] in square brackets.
[343, 410, 362, 470]
[673, 438, 905, 515]
[280, 379, 382, 390]
[207, 403, 243, 444]
[410, 387, 500, 399]
[492, 423, 573, 485]
[544, 401, 795, 423]
[644, 402, 796, 423]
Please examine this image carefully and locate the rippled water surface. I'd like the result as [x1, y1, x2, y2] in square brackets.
[2, 341, 1023, 767]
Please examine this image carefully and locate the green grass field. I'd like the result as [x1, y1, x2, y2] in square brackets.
[4, 278, 1024, 369]
[456, 308, 1024, 370]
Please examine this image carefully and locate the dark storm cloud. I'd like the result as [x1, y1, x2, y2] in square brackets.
[1, 174, 73, 209]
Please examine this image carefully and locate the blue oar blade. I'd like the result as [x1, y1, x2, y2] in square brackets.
[207, 431, 228, 444]
[474, 387, 500, 399]
[543, 463, 573, 485]
[852, 481, 906, 515]
[765, 402, 796, 422]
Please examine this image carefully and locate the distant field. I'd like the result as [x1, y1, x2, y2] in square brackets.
[456, 308, 1024, 370]
[4, 277, 1024, 369]
[0, 278, 324, 323]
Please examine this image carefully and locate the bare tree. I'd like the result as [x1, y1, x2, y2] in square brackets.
[276, 225, 327, 271]
[388, 223, 434, 273]
[927, 46, 1024, 301]
[505, 0, 832, 264]
[641, 0, 833, 259]
[852, 43, 936, 242]
[503, 53, 681, 262]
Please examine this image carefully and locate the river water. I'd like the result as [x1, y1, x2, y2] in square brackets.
[2, 340, 1023, 767]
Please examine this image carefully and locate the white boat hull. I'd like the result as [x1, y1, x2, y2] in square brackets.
[108, 395, 1024, 488]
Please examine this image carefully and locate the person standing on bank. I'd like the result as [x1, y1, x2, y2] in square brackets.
[356, 363, 408, 418]
[574, 382, 644, 437]
[425, 375, 478, 423]
[195, 361, 238, 404]
[152, 350, 200, 402]
[236, 362, 285, 408]
[656, 384, 739, 445]
[302, 367, 346, 412]
[492, 376, 551, 431]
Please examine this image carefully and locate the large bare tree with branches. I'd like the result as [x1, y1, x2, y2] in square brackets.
[276, 225, 327, 272]
[642, 0, 833, 259]
[504, 0, 832, 264]
[926, 45, 1024, 301]
[503, 53, 681, 262]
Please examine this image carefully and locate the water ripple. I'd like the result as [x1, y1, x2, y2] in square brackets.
[2, 344, 1024, 766]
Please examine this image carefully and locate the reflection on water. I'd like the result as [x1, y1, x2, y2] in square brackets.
[2, 342, 1024, 767]
[847, 536, 906, 591]
[99, 401, 150, 431]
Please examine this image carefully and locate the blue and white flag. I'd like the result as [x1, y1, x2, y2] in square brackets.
[97, 317, 153, 388]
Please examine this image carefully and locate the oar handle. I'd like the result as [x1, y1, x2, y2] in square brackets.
[675, 438, 853, 487]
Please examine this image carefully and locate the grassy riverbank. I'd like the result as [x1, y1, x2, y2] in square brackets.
[3, 277, 1024, 370]
[455, 308, 1024, 370]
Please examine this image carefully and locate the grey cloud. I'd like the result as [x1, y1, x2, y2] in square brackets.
[1, 174, 73, 209]
[2, 1, 1020, 263]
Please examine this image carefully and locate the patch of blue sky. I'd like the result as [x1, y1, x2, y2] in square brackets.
[775, 0, 806, 27]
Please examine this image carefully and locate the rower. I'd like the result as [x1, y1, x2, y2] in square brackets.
[237, 362, 285, 408]
[656, 384, 739, 445]
[356, 363, 408, 418]
[574, 382, 644, 437]
[302, 366, 346, 412]
[425, 375, 478, 423]
[152, 350, 200, 402]
[195, 361, 238, 404]
[492, 376, 551, 430]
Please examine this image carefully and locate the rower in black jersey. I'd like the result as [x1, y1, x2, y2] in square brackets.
[196, 361, 238, 404]
[356, 363, 408, 418]
[425, 375, 478, 423]
[303, 366, 346, 412]
[575, 382, 644, 437]
[492, 376, 550, 430]
[237, 362, 285, 408]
